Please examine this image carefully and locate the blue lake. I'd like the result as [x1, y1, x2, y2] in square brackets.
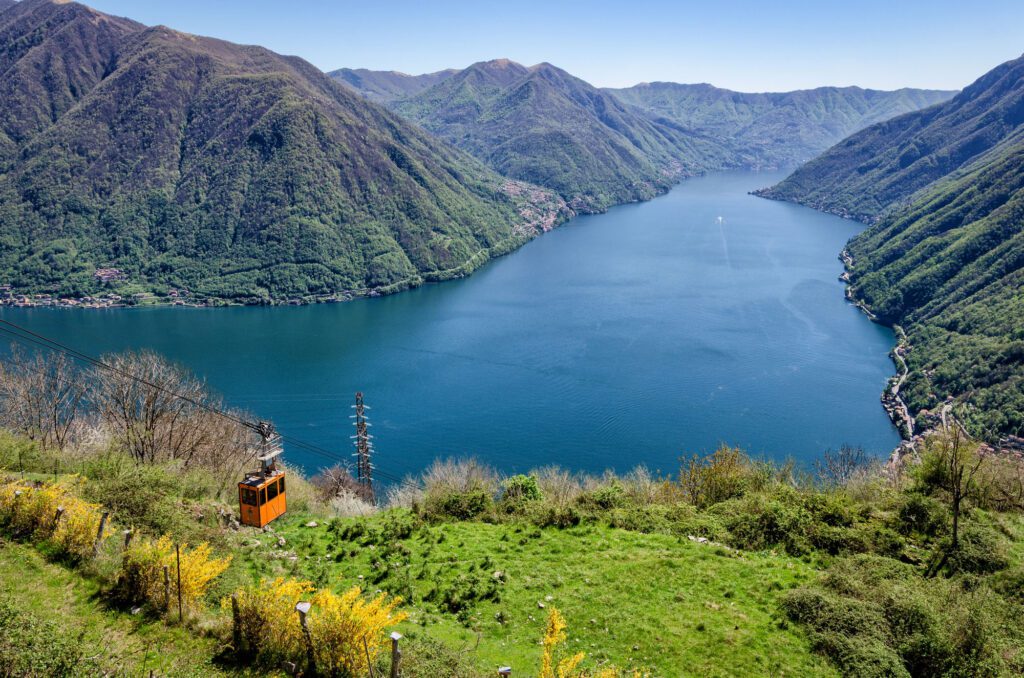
[0, 171, 902, 481]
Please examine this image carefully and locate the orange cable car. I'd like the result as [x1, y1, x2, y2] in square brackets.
[238, 429, 287, 528]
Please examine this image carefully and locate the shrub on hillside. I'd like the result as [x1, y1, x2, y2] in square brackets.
[529, 503, 583, 529]
[578, 481, 626, 510]
[0, 478, 108, 560]
[228, 577, 406, 675]
[679, 445, 770, 508]
[118, 535, 230, 612]
[424, 489, 494, 520]
[784, 554, 1021, 677]
[330, 489, 377, 518]
[532, 466, 584, 507]
[714, 489, 816, 555]
[943, 523, 1009, 575]
[502, 474, 543, 502]
[894, 493, 948, 538]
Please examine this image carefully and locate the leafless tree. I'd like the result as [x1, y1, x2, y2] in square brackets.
[92, 351, 254, 482]
[988, 454, 1024, 511]
[312, 463, 371, 502]
[0, 347, 86, 451]
[816, 444, 871, 487]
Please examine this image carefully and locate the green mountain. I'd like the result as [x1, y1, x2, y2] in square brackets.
[329, 67, 457, 104]
[760, 54, 1024, 438]
[0, 1, 567, 302]
[607, 82, 956, 169]
[385, 60, 729, 213]
[335, 62, 953, 211]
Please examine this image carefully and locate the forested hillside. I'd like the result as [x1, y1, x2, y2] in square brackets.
[385, 60, 730, 212]
[0, 1, 567, 302]
[608, 82, 955, 169]
[759, 54, 1024, 438]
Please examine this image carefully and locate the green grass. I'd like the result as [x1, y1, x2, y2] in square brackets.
[227, 511, 837, 676]
[0, 539, 267, 677]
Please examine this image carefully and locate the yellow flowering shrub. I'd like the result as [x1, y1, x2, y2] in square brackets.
[542, 607, 584, 678]
[120, 535, 230, 611]
[0, 479, 106, 559]
[540, 607, 644, 678]
[226, 578, 407, 675]
[226, 577, 313, 663]
[53, 495, 106, 559]
[309, 586, 408, 676]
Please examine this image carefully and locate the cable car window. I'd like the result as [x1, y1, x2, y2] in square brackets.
[241, 488, 257, 506]
[260, 488, 267, 504]
[267, 480, 278, 501]
[278, 477, 285, 494]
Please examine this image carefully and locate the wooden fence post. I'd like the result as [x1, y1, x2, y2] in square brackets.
[163, 565, 171, 611]
[93, 511, 109, 557]
[52, 506, 65, 530]
[389, 631, 402, 678]
[295, 602, 316, 676]
[176, 544, 183, 622]
[123, 529, 133, 549]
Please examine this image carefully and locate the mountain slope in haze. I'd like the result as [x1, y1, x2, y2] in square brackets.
[386, 59, 729, 212]
[329, 67, 457, 103]
[760, 54, 1024, 438]
[608, 82, 956, 169]
[0, 1, 568, 303]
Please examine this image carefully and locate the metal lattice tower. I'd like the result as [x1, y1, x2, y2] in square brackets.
[351, 392, 375, 502]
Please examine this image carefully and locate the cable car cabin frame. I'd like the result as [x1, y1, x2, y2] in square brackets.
[238, 443, 287, 528]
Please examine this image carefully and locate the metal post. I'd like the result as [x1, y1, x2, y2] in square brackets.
[93, 511, 109, 557]
[363, 636, 375, 678]
[389, 631, 402, 678]
[163, 565, 170, 611]
[176, 544, 184, 622]
[295, 602, 316, 676]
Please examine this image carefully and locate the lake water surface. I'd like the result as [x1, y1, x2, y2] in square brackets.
[0, 171, 902, 480]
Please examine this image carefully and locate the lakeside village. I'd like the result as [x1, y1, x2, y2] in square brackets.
[0, 268, 150, 308]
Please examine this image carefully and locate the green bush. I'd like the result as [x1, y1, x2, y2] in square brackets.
[781, 587, 908, 677]
[528, 503, 582, 529]
[785, 555, 1021, 677]
[894, 493, 948, 538]
[501, 474, 542, 502]
[944, 524, 1009, 575]
[717, 494, 813, 555]
[424, 490, 494, 521]
[578, 482, 626, 510]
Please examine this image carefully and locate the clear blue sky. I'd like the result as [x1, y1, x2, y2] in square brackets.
[82, 0, 1024, 91]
